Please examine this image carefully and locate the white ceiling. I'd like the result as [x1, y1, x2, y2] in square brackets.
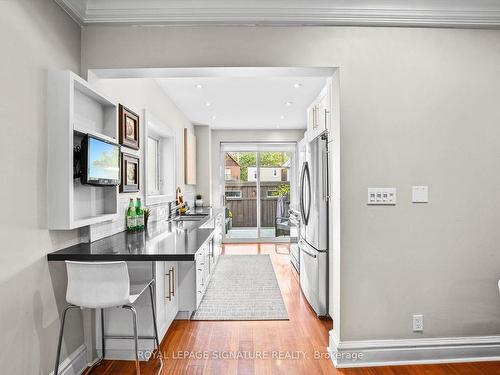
[156, 76, 329, 130]
[56, 0, 500, 28]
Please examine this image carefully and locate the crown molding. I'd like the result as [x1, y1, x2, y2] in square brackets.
[55, 0, 87, 26]
[56, 0, 500, 28]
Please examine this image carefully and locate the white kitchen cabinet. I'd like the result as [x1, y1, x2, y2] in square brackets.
[179, 246, 208, 317]
[307, 79, 332, 142]
[157, 261, 178, 336]
[179, 212, 225, 318]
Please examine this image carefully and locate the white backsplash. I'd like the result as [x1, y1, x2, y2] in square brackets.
[87, 191, 195, 242]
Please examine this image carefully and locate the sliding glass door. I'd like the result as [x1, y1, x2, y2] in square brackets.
[222, 143, 295, 242]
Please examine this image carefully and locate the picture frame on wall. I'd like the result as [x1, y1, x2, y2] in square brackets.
[119, 104, 140, 150]
[120, 153, 140, 193]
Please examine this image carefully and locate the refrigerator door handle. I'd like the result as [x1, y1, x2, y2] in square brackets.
[299, 162, 306, 224]
[322, 148, 329, 201]
[303, 162, 311, 225]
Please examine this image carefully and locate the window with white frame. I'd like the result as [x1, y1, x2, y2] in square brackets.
[147, 136, 160, 195]
[145, 111, 176, 205]
[225, 168, 231, 180]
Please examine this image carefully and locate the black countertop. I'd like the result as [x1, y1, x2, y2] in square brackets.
[47, 208, 224, 262]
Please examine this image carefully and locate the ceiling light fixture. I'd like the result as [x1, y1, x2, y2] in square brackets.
[294, 83, 302, 88]
[205, 102, 211, 107]
[285, 101, 293, 107]
[280, 115, 285, 120]
[195, 84, 203, 89]
[211, 115, 217, 120]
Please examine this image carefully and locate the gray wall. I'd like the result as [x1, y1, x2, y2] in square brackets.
[93, 78, 196, 205]
[0, 0, 83, 373]
[81, 25, 500, 342]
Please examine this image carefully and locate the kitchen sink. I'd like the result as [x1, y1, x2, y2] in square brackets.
[171, 215, 205, 222]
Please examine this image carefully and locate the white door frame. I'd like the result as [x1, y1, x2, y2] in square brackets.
[220, 142, 296, 243]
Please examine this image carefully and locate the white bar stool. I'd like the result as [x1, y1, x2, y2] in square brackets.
[54, 261, 163, 375]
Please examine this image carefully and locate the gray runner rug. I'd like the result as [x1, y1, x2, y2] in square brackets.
[191, 255, 289, 320]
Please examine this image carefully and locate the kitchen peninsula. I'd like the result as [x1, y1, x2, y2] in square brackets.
[48, 208, 223, 262]
[47, 208, 224, 361]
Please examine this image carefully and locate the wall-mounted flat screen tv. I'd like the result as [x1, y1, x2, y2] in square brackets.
[81, 135, 121, 186]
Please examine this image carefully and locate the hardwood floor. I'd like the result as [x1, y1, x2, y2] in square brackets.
[86, 243, 500, 375]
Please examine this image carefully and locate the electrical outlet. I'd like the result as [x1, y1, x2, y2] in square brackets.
[413, 314, 424, 332]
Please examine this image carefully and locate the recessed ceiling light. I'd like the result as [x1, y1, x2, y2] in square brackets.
[205, 102, 211, 107]
[280, 115, 285, 120]
[294, 83, 302, 88]
[285, 101, 293, 107]
[211, 115, 217, 120]
[195, 84, 203, 89]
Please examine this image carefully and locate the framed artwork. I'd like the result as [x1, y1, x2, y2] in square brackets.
[120, 153, 140, 193]
[119, 104, 140, 150]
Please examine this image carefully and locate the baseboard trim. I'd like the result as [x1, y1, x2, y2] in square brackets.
[329, 330, 500, 368]
[49, 344, 88, 375]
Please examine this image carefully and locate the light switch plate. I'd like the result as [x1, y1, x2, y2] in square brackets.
[367, 188, 396, 205]
[412, 186, 429, 203]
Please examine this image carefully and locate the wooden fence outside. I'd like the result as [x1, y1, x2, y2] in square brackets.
[225, 181, 289, 227]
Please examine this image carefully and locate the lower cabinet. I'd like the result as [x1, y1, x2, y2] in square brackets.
[178, 218, 223, 318]
[155, 260, 179, 338]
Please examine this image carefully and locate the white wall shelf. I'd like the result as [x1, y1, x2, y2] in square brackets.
[48, 70, 119, 230]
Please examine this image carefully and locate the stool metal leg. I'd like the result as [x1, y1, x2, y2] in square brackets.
[54, 304, 80, 375]
[101, 308, 106, 359]
[149, 281, 164, 374]
[148, 282, 160, 349]
[82, 309, 106, 373]
[123, 305, 141, 375]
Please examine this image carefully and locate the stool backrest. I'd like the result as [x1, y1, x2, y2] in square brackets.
[65, 261, 130, 308]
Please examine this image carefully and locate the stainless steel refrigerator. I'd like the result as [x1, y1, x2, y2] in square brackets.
[298, 134, 329, 317]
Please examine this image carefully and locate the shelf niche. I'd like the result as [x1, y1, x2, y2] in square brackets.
[48, 70, 119, 230]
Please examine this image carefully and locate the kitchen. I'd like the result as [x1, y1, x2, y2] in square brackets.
[6, 2, 500, 374]
[45, 67, 339, 374]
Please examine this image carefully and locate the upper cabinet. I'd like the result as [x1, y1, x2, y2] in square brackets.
[307, 78, 333, 142]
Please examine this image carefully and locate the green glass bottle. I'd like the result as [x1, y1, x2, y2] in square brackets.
[135, 197, 145, 231]
[126, 198, 137, 232]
